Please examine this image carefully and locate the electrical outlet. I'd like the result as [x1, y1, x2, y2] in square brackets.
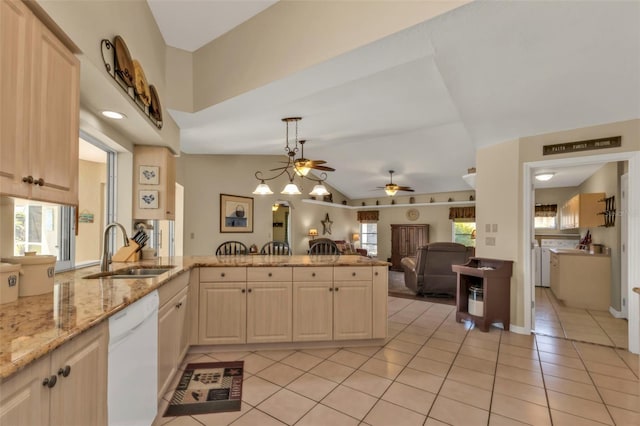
[492, 223, 498, 233]
[485, 236, 496, 246]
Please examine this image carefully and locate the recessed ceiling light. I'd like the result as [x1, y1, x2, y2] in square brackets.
[535, 172, 555, 182]
[101, 110, 126, 120]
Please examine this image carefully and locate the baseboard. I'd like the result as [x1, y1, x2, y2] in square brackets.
[609, 306, 626, 319]
[508, 325, 530, 335]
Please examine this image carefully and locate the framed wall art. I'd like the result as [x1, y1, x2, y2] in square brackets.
[139, 190, 159, 209]
[220, 194, 253, 233]
[139, 165, 159, 185]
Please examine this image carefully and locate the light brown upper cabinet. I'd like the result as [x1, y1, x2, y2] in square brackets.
[0, 0, 79, 206]
[132, 145, 176, 220]
[559, 192, 605, 230]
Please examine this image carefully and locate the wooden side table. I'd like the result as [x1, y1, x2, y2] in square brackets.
[453, 257, 513, 332]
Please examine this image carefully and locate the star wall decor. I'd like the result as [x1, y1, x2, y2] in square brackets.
[321, 213, 333, 235]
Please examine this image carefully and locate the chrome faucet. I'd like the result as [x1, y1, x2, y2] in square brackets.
[101, 223, 130, 272]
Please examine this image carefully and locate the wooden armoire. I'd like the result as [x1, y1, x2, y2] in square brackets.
[390, 224, 429, 271]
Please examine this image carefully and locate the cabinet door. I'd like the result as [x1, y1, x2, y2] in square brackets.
[247, 281, 292, 343]
[158, 287, 188, 398]
[29, 19, 79, 206]
[372, 266, 388, 338]
[333, 280, 372, 340]
[0, 355, 49, 426]
[49, 322, 108, 426]
[391, 225, 429, 271]
[177, 287, 190, 363]
[0, 0, 31, 198]
[199, 282, 246, 345]
[292, 281, 333, 341]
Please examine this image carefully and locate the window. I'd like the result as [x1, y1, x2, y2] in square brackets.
[452, 221, 476, 247]
[360, 223, 378, 257]
[534, 204, 558, 230]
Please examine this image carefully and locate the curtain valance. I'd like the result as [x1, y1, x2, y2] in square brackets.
[449, 206, 476, 220]
[357, 210, 379, 223]
[535, 204, 557, 217]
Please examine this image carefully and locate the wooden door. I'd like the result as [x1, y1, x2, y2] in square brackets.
[158, 286, 188, 398]
[292, 280, 333, 341]
[29, 17, 79, 205]
[333, 280, 372, 340]
[199, 282, 246, 345]
[0, 0, 31, 199]
[246, 281, 292, 343]
[49, 322, 108, 426]
[390, 224, 429, 271]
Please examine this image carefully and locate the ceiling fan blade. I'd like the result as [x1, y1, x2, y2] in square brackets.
[310, 165, 335, 171]
[397, 187, 415, 192]
[307, 160, 327, 165]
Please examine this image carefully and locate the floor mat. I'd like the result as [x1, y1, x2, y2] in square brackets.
[164, 361, 244, 417]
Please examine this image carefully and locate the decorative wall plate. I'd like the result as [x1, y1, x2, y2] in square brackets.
[406, 208, 419, 221]
[114, 36, 134, 88]
[132, 59, 151, 106]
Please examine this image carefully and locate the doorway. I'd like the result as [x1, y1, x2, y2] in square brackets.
[272, 202, 290, 247]
[523, 151, 640, 354]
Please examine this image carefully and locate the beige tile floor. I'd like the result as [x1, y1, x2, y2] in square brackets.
[535, 287, 629, 348]
[154, 296, 639, 426]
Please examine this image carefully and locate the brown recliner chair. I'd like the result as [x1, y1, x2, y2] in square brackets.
[401, 242, 474, 296]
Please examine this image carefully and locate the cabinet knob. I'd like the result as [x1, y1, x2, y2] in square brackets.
[33, 178, 44, 186]
[311, 272, 316, 277]
[22, 175, 34, 184]
[335, 287, 339, 291]
[43, 375, 57, 388]
[57, 365, 71, 377]
[247, 288, 252, 293]
[352, 272, 356, 277]
[329, 287, 333, 292]
[175, 302, 182, 309]
[374, 272, 378, 276]
[221, 272, 225, 277]
[241, 288, 246, 293]
[268, 272, 272, 277]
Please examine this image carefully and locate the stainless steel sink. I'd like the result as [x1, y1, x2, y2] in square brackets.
[84, 266, 176, 279]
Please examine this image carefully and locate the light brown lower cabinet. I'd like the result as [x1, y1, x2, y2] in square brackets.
[158, 285, 189, 398]
[0, 322, 108, 426]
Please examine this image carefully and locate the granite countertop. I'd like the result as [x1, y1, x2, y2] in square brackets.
[548, 248, 610, 257]
[0, 255, 388, 380]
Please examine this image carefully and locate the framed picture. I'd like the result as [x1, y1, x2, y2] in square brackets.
[220, 194, 253, 233]
[139, 190, 159, 209]
[139, 165, 159, 185]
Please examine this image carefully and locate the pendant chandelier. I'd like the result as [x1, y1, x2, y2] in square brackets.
[253, 117, 335, 196]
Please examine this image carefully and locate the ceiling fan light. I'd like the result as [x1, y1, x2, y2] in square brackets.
[253, 181, 274, 195]
[294, 160, 311, 176]
[535, 172, 555, 182]
[309, 184, 330, 196]
[385, 187, 398, 196]
[281, 182, 301, 195]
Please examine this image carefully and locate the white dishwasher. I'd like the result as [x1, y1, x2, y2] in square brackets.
[108, 290, 159, 426]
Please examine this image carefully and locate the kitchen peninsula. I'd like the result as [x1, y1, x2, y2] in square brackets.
[0, 255, 388, 379]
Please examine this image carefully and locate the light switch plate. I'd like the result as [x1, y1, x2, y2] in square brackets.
[485, 224, 491, 232]
[492, 224, 498, 232]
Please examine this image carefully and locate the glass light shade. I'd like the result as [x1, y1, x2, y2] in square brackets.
[253, 181, 273, 195]
[281, 182, 301, 195]
[272, 204, 279, 211]
[308, 228, 318, 237]
[294, 161, 311, 176]
[352, 233, 360, 241]
[535, 173, 555, 182]
[309, 184, 330, 196]
[384, 187, 398, 196]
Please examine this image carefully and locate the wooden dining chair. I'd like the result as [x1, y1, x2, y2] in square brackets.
[215, 241, 248, 255]
[309, 238, 339, 255]
[260, 241, 291, 255]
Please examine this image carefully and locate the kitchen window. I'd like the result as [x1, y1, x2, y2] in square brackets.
[534, 204, 557, 229]
[452, 221, 476, 247]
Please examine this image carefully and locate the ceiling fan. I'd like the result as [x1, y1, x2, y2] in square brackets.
[271, 140, 335, 176]
[377, 170, 414, 196]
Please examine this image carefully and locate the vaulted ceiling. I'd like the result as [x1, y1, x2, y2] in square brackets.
[147, 0, 640, 199]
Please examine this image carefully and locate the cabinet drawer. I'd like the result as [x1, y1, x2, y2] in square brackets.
[247, 267, 292, 282]
[293, 267, 333, 282]
[200, 267, 246, 282]
[158, 270, 190, 307]
[334, 267, 372, 281]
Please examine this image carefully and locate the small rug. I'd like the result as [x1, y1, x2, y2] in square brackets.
[164, 361, 244, 417]
[388, 271, 456, 305]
